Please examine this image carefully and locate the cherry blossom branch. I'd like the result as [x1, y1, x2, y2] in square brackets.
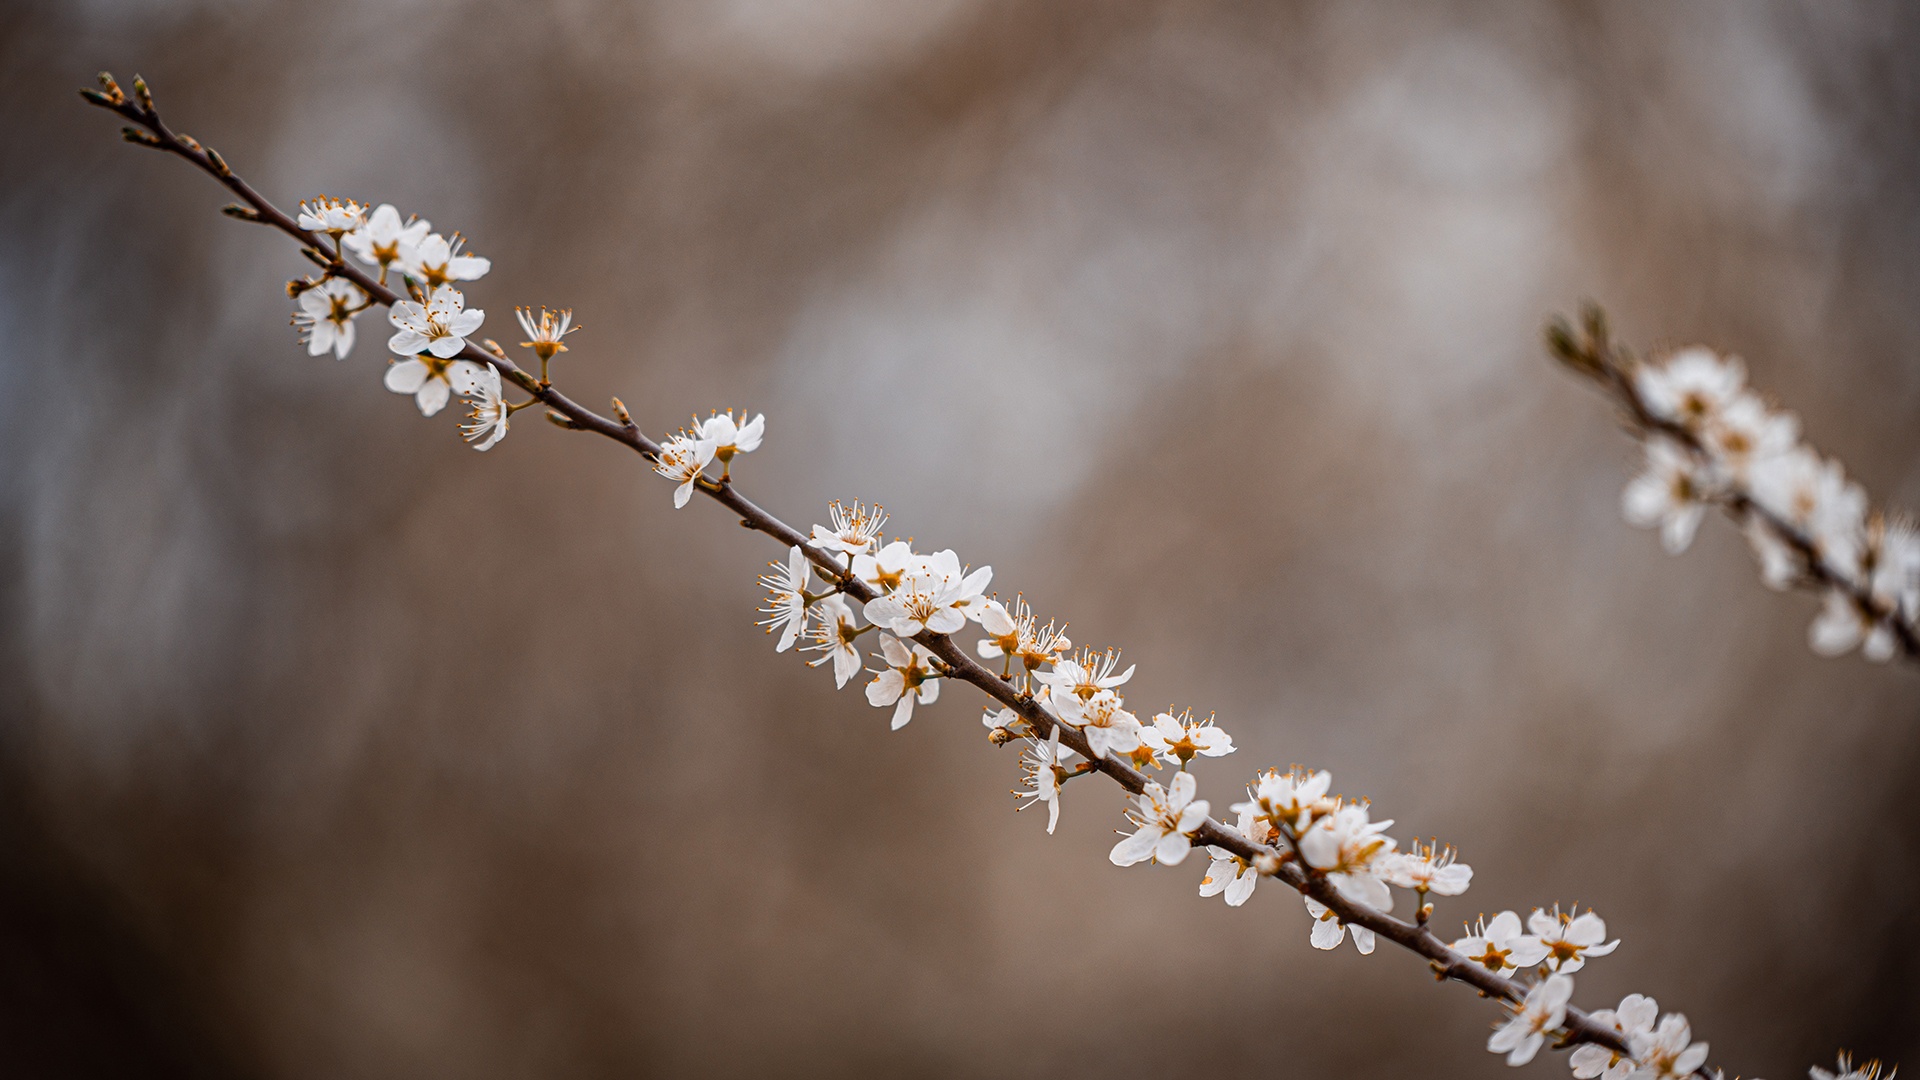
[83, 74, 1830, 1080]
[1548, 305, 1920, 664]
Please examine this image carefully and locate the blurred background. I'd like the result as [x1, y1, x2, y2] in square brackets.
[3, 1, 1919, 1076]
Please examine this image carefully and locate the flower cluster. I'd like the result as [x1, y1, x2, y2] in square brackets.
[649, 410, 766, 506]
[1583, 338, 1920, 663]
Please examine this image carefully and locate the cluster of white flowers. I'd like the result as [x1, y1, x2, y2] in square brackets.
[650, 410, 766, 506]
[1620, 347, 1920, 661]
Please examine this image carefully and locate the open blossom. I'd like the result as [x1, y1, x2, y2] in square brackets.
[1238, 766, 1333, 835]
[1198, 804, 1272, 907]
[1701, 391, 1798, 481]
[1108, 771, 1208, 867]
[398, 232, 490, 289]
[1304, 897, 1375, 954]
[1488, 973, 1573, 1067]
[1298, 803, 1395, 910]
[1815, 514, 1920, 661]
[1810, 1053, 1893, 1080]
[811, 500, 886, 558]
[1628, 1013, 1708, 1080]
[291, 277, 364, 359]
[296, 195, 364, 237]
[516, 306, 578, 361]
[865, 633, 940, 730]
[389, 284, 484, 360]
[1075, 690, 1142, 760]
[458, 364, 509, 451]
[1038, 648, 1135, 724]
[1453, 911, 1549, 978]
[1749, 446, 1867, 578]
[1571, 994, 1658, 1080]
[1635, 347, 1745, 429]
[757, 546, 812, 652]
[383, 353, 485, 418]
[693, 410, 765, 468]
[977, 596, 1070, 678]
[1745, 515, 1801, 589]
[1141, 709, 1235, 766]
[344, 204, 429, 279]
[801, 594, 863, 688]
[1382, 840, 1472, 896]
[853, 539, 919, 593]
[1015, 727, 1075, 834]
[1809, 590, 1887, 661]
[1529, 904, 1620, 973]
[1622, 438, 1712, 554]
[653, 432, 715, 509]
[862, 552, 991, 637]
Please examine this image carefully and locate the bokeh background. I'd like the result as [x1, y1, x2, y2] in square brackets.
[4, 1, 1919, 1077]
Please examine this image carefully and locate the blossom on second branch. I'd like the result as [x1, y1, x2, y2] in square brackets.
[1814, 514, 1920, 661]
[1701, 391, 1798, 481]
[1529, 904, 1620, 973]
[291, 277, 365, 359]
[1016, 727, 1075, 834]
[693, 410, 765, 468]
[802, 594, 864, 688]
[1487, 973, 1573, 1067]
[853, 539, 919, 593]
[653, 432, 715, 508]
[1748, 446, 1867, 579]
[1238, 766, 1333, 835]
[1382, 839, 1472, 896]
[1810, 1053, 1893, 1080]
[1297, 803, 1395, 910]
[1635, 347, 1745, 430]
[398, 232, 491, 289]
[344, 204, 429, 279]
[1109, 771, 1208, 867]
[865, 633, 940, 730]
[458, 364, 509, 451]
[1304, 897, 1375, 954]
[1809, 589, 1886, 661]
[297, 195, 365, 238]
[1744, 515, 1801, 590]
[1627, 1013, 1708, 1080]
[1076, 690, 1142, 760]
[383, 354, 485, 417]
[1142, 709, 1235, 767]
[1038, 648, 1134, 724]
[811, 500, 886, 558]
[757, 546, 811, 652]
[1622, 438, 1712, 555]
[1198, 803, 1272, 907]
[390, 285, 484, 360]
[1452, 911, 1549, 978]
[1571, 994, 1658, 1080]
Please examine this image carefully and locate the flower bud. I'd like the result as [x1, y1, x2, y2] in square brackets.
[96, 72, 126, 104]
[131, 74, 154, 113]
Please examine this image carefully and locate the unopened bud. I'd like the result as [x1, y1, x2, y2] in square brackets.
[480, 338, 509, 360]
[986, 726, 1015, 746]
[79, 88, 116, 108]
[206, 148, 231, 176]
[285, 277, 318, 299]
[300, 247, 330, 269]
[611, 397, 634, 427]
[1253, 852, 1282, 876]
[131, 75, 154, 113]
[544, 410, 581, 430]
[121, 126, 163, 149]
[221, 203, 260, 222]
[176, 133, 201, 153]
[96, 72, 126, 104]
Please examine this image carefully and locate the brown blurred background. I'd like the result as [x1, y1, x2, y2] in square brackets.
[4, 1, 1920, 1077]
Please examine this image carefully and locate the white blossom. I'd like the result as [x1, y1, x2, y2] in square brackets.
[516, 306, 578, 361]
[757, 546, 812, 652]
[853, 539, 919, 593]
[1297, 803, 1395, 910]
[1622, 438, 1713, 554]
[811, 500, 886, 558]
[1141, 709, 1235, 767]
[1628, 1013, 1708, 1080]
[1304, 896, 1375, 954]
[1382, 840, 1472, 896]
[1238, 766, 1334, 835]
[1198, 803, 1273, 907]
[1635, 348, 1745, 430]
[653, 432, 715, 509]
[1571, 994, 1659, 1080]
[1016, 727, 1076, 834]
[1809, 589, 1883, 661]
[977, 596, 1070, 679]
[801, 594, 863, 688]
[862, 551, 991, 638]
[1108, 771, 1208, 867]
[1530, 905, 1620, 973]
[1744, 515, 1801, 590]
[982, 706, 1020, 732]
[1038, 648, 1134, 725]
[1701, 391, 1798, 481]
[693, 410, 765, 469]
[457, 364, 509, 451]
[1453, 911, 1549, 978]
[1749, 446, 1867, 580]
[1488, 973, 1574, 1067]
[344, 204, 429, 279]
[1076, 690, 1142, 760]
[865, 633, 940, 730]
[290, 277, 364, 359]
[398, 232, 490, 289]
[383, 352, 485, 418]
[389, 284, 484, 361]
[1810, 1053, 1893, 1080]
[296, 195, 365, 237]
